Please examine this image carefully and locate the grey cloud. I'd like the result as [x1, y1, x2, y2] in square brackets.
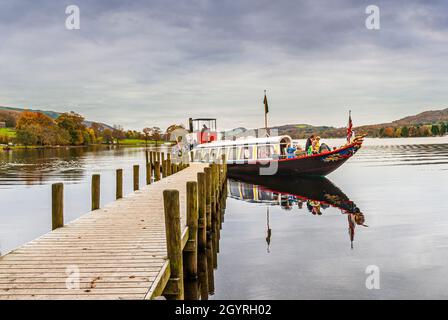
[0, 0, 447, 130]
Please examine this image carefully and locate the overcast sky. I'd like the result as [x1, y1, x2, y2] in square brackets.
[0, 0, 447, 130]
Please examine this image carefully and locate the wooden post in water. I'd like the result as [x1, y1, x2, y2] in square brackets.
[210, 164, 218, 266]
[197, 172, 209, 299]
[167, 153, 172, 176]
[116, 169, 123, 199]
[163, 190, 184, 300]
[204, 166, 214, 293]
[133, 165, 139, 191]
[91, 174, 100, 210]
[146, 163, 152, 185]
[162, 160, 167, 178]
[183, 181, 199, 300]
[145, 150, 149, 164]
[155, 161, 161, 181]
[150, 151, 153, 165]
[52, 183, 64, 230]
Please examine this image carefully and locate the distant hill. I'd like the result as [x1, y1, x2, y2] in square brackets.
[0, 106, 114, 131]
[228, 108, 448, 139]
[392, 108, 448, 126]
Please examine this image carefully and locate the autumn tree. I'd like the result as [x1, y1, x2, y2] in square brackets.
[143, 127, 151, 147]
[56, 112, 88, 145]
[15, 111, 69, 146]
[112, 125, 125, 145]
[431, 124, 440, 136]
[102, 129, 114, 144]
[440, 123, 447, 136]
[147, 127, 162, 146]
[401, 126, 409, 137]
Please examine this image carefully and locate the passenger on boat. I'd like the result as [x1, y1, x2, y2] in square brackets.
[307, 136, 321, 155]
[305, 135, 315, 152]
[286, 144, 297, 159]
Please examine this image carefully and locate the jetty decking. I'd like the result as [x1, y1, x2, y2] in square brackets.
[0, 160, 226, 300]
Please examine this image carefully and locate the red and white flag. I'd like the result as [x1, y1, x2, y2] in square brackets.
[347, 110, 353, 143]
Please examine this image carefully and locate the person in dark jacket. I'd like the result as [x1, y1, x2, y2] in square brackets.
[305, 135, 315, 152]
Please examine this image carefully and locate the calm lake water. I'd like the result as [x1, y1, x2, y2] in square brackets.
[212, 137, 448, 299]
[1, 138, 448, 299]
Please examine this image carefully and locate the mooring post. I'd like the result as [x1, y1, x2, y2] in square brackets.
[167, 153, 172, 176]
[146, 163, 152, 185]
[52, 183, 64, 230]
[163, 190, 184, 300]
[92, 174, 100, 210]
[197, 172, 209, 299]
[204, 166, 215, 292]
[133, 165, 139, 191]
[116, 169, 123, 199]
[145, 150, 149, 164]
[183, 181, 199, 300]
[155, 161, 161, 181]
[162, 159, 167, 178]
[150, 151, 153, 165]
[204, 167, 212, 233]
[210, 164, 218, 266]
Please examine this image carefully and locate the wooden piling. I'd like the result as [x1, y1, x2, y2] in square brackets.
[146, 163, 152, 185]
[167, 153, 172, 176]
[197, 172, 208, 299]
[150, 151, 153, 165]
[204, 166, 214, 293]
[116, 169, 123, 199]
[51, 183, 63, 230]
[183, 181, 199, 300]
[163, 190, 184, 300]
[133, 165, 139, 191]
[162, 160, 167, 178]
[155, 161, 161, 181]
[145, 150, 149, 164]
[91, 174, 100, 210]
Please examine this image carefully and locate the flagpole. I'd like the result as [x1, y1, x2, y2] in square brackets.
[264, 90, 269, 137]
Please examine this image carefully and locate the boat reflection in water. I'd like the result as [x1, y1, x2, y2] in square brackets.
[227, 174, 368, 249]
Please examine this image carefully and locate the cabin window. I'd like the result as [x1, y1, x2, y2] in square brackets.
[194, 150, 201, 161]
[210, 148, 218, 161]
[228, 146, 238, 161]
[257, 145, 275, 159]
[202, 149, 210, 162]
[239, 146, 254, 160]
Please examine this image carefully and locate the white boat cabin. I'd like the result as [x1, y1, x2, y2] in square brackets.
[192, 136, 293, 163]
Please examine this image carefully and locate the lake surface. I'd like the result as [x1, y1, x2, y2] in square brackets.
[1, 138, 448, 299]
[212, 137, 448, 299]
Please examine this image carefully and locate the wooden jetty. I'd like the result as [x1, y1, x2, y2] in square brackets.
[0, 153, 228, 300]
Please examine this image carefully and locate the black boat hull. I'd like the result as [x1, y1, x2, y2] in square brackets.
[227, 142, 362, 177]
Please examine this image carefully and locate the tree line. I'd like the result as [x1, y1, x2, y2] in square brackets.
[378, 123, 447, 138]
[0, 110, 185, 146]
